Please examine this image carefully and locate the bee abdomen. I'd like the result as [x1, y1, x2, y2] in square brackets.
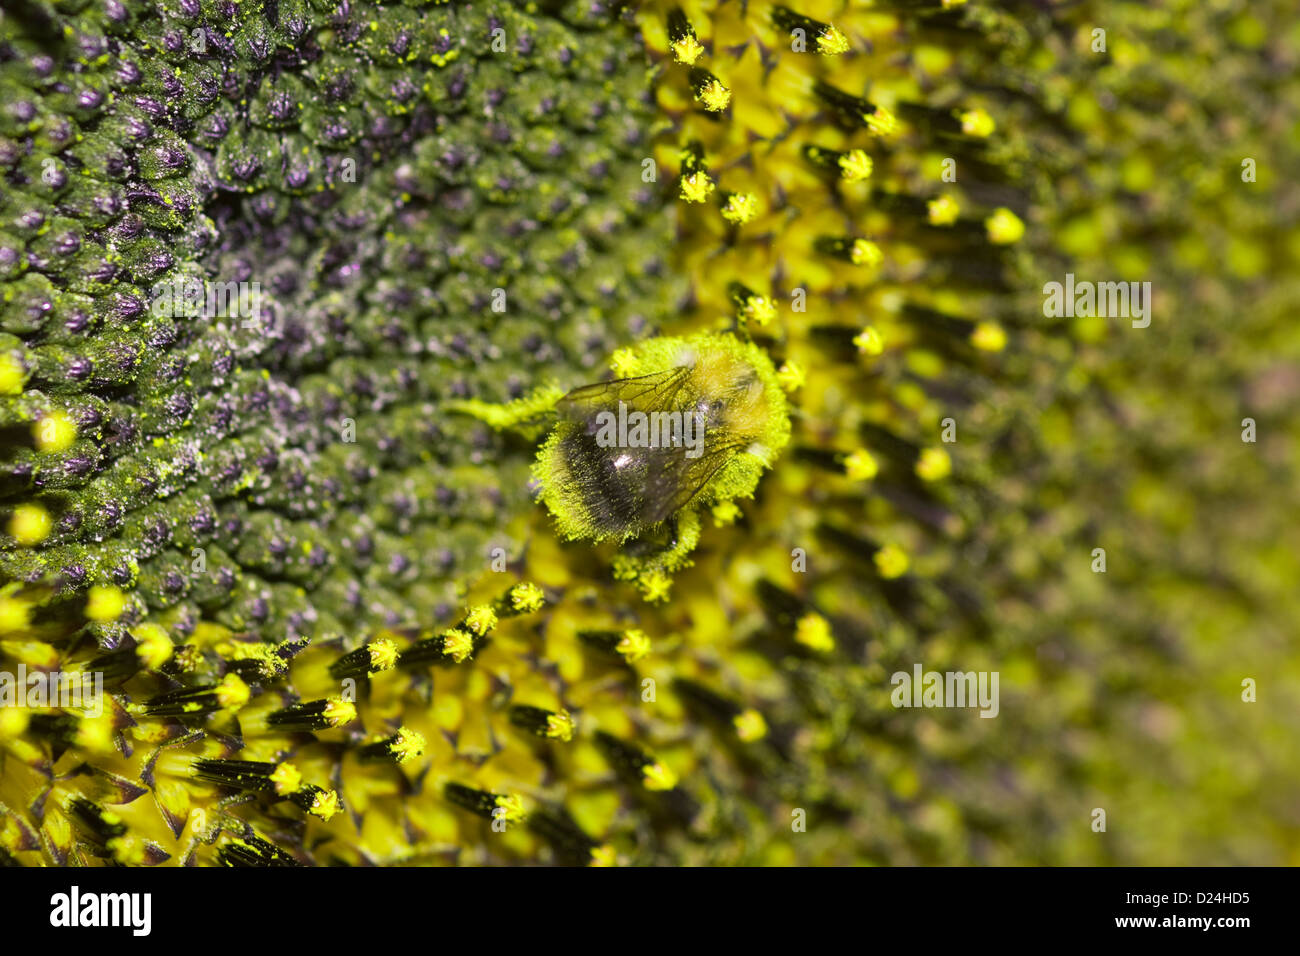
[556, 428, 647, 540]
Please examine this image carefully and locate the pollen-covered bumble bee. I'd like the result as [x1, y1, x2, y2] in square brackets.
[447, 332, 792, 598]
[535, 333, 791, 544]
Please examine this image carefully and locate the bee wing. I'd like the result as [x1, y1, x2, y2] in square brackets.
[558, 366, 692, 419]
[640, 437, 749, 525]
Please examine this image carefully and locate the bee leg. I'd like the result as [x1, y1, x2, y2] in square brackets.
[444, 385, 566, 432]
[612, 509, 704, 602]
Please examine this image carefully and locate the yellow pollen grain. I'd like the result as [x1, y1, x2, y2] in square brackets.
[132, 623, 173, 669]
[638, 570, 673, 602]
[494, 794, 527, 823]
[711, 501, 741, 526]
[107, 835, 146, 865]
[609, 346, 639, 378]
[75, 714, 114, 752]
[0, 592, 31, 635]
[0, 707, 29, 738]
[740, 293, 776, 325]
[509, 582, 545, 612]
[589, 844, 617, 867]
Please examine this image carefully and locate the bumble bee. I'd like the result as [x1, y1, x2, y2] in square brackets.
[446, 333, 791, 594]
[533, 333, 791, 544]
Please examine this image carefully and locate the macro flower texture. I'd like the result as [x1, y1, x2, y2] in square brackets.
[0, 0, 1296, 871]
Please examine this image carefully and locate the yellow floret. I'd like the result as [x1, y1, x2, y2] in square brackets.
[843, 448, 879, 481]
[959, 108, 995, 137]
[671, 35, 704, 65]
[838, 149, 873, 182]
[986, 207, 1025, 244]
[915, 447, 952, 482]
[850, 239, 883, 267]
[874, 544, 910, 579]
[617, 628, 652, 662]
[733, 709, 769, 742]
[697, 79, 731, 112]
[679, 171, 715, 203]
[817, 26, 850, 56]
[795, 613, 834, 652]
[853, 327, 884, 356]
[971, 321, 1008, 352]
[721, 192, 758, 224]
[642, 761, 678, 791]
[927, 195, 960, 225]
